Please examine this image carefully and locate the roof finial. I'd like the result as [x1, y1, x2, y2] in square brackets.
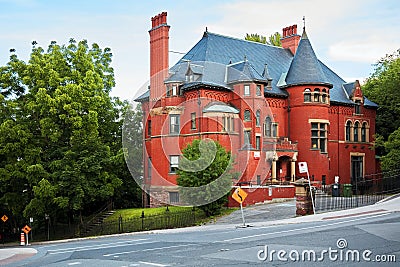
[205, 26, 208, 32]
[303, 16, 306, 30]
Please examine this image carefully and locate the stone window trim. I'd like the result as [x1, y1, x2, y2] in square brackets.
[169, 155, 180, 174]
[310, 122, 328, 153]
[345, 120, 370, 143]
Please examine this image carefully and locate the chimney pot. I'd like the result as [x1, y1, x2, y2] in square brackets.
[156, 14, 160, 26]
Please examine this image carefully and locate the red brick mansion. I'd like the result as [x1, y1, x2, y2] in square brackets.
[135, 12, 378, 207]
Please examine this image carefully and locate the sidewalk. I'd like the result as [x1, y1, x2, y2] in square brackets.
[1, 194, 399, 265]
[0, 247, 37, 266]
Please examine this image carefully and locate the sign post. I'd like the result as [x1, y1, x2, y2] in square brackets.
[1, 215, 7, 245]
[298, 162, 316, 214]
[232, 187, 248, 227]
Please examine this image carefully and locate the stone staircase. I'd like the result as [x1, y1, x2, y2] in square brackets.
[77, 204, 115, 237]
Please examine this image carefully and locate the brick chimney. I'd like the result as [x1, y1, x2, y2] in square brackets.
[149, 12, 170, 77]
[149, 12, 170, 101]
[281, 25, 301, 55]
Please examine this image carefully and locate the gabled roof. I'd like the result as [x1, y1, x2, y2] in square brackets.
[284, 30, 332, 88]
[227, 60, 268, 84]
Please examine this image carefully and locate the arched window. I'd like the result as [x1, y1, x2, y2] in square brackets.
[354, 121, 360, 142]
[244, 109, 251, 121]
[314, 88, 320, 102]
[345, 121, 352, 141]
[304, 88, 311, 102]
[361, 122, 367, 142]
[256, 110, 261, 126]
[321, 89, 327, 103]
[264, 117, 272, 137]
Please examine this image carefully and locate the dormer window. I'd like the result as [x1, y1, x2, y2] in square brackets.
[186, 74, 194, 82]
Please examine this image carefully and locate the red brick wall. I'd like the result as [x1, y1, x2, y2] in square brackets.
[228, 186, 295, 207]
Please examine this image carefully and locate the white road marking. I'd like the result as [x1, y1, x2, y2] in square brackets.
[138, 261, 170, 267]
[67, 262, 82, 266]
[103, 244, 199, 257]
[48, 241, 156, 255]
[48, 239, 148, 252]
[219, 212, 392, 242]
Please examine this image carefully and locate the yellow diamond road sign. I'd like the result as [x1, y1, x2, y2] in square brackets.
[232, 187, 248, 204]
[22, 225, 31, 234]
[1, 215, 8, 222]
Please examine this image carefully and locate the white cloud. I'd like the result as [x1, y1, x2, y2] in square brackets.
[328, 40, 398, 63]
[207, 0, 362, 38]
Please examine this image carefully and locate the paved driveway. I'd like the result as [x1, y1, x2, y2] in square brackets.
[213, 199, 296, 225]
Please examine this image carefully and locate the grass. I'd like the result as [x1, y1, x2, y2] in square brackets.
[105, 206, 238, 224]
[105, 206, 196, 222]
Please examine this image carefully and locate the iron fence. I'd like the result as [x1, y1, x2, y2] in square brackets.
[315, 170, 400, 213]
[77, 209, 207, 237]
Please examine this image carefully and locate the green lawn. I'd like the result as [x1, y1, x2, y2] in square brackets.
[105, 206, 196, 222]
[105, 206, 238, 223]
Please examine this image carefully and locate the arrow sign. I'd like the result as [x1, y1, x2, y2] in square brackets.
[232, 187, 248, 204]
[232, 187, 249, 227]
[22, 225, 31, 234]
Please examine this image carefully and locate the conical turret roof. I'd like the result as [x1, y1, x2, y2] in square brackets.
[284, 29, 332, 88]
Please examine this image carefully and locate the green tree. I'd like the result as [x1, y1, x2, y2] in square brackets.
[363, 49, 400, 140]
[363, 49, 400, 171]
[0, 39, 136, 228]
[245, 33, 267, 44]
[116, 102, 143, 208]
[268, 32, 282, 47]
[245, 32, 282, 47]
[177, 139, 234, 216]
[381, 128, 400, 171]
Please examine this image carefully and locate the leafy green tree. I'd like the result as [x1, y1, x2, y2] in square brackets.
[268, 32, 282, 47]
[363, 49, 400, 140]
[381, 128, 400, 171]
[245, 32, 282, 47]
[363, 49, 400, 171]
[0, 39, 138, 229]
[245, 33, 267, 44]
[116, 102, 143, 208]
[177, 139, 234, 216]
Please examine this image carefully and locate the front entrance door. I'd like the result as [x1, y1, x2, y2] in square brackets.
[351, 156, 363, 184]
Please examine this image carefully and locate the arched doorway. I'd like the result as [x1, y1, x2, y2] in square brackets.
[277, 156, 292, 182]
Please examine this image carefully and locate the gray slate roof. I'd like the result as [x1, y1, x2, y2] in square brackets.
[135, 30, 377, 108]
[284, 30, 332, 88]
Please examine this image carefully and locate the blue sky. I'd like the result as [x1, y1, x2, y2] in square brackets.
[1, 0, 399, 100]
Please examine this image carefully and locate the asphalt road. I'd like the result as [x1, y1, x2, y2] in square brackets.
[6, 208, 399, 267]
